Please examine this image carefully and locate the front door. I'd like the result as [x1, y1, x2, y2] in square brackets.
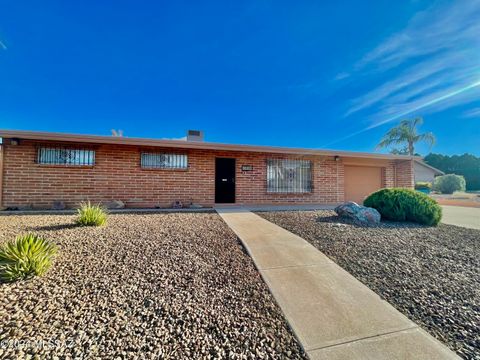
[215, 158, 236, 203]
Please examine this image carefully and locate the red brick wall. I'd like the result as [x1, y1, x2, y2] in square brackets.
[394, 160, 415, 188]
[383, 161, 396, 188]
[0, 140, 412, 209]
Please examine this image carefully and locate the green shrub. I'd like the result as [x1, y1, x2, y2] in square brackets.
[364, 188, 442, 226]
[432, 174, 466, 194]
[415, 182, 432, 190]
[0, 233, 57, 282]
[76, 201, 108, 226]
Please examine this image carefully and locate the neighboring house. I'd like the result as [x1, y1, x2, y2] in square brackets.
[414, 160, 444, 183]
[0, 130, 416, 209]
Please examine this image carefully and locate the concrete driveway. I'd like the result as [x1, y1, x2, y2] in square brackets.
[441, 206, 480, 230]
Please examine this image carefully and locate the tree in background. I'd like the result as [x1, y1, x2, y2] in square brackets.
[433, 174, 466, 194]
[390, 147, 421, 156]
[376, 117, 435, 155]
[424, 153, 480, 191]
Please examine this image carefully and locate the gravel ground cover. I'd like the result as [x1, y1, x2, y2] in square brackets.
[257, 210, 480, 360]
[0, 212, 306, 359]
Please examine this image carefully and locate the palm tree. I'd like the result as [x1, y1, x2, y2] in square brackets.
[376, 117, 435, 155]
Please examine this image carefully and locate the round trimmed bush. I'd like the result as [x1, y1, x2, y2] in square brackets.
[415, 182, 432, 190]
[432, 174, 466, 194]
[364, 188, 442, 226]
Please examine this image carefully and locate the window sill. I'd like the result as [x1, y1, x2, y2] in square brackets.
[266, 191, 313, 195]
[36, 164, 95, 169]
[140, 167, 189, 172]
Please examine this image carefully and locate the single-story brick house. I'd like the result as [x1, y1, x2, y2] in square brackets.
[414, 159, 444, 184]
[0, 130, 416, 209]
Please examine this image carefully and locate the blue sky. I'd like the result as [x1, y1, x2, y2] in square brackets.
[1, 0, 479, 155]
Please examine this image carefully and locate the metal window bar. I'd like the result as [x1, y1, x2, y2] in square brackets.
[141, 153, 188, 169]
[37, 147, 95, 166]
[267, 159, 312, 193]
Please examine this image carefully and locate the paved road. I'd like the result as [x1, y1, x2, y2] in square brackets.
[442, 206, 480, 230]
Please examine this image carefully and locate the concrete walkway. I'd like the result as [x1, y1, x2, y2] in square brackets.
[217, 209, 459, 359]
[441, 205, 480, 230]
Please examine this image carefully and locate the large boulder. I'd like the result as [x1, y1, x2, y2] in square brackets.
[52, 201, 66, 210]
[334, 201, 381, 225]
[172, 200, 183, 209]
[335, 201, 360, 217]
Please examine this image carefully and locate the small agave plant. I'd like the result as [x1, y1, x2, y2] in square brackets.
[0, 233, 58, 282]
[76, 201, 108, 226]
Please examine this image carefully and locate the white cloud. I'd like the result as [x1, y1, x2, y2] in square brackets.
[335, 0, 480, 139]
[344, 57, 454, 116]
[334, 72, 350, 81]
[323, 80, 480, 147]
[463, 108, 480, 118]
[354, 1, 480, 73]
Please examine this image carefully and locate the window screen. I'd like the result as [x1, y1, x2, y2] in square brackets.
[141, 153, 188, 169]
[267, 159, 312, 193]
[37, 147, 95, 166]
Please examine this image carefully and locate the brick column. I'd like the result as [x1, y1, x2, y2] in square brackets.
[383, 161, 396, 188]
[336, 159, 345, 203]
[395, 160, 414, 188]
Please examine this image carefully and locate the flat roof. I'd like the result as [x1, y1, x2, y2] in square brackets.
[0, 129, 419, 161]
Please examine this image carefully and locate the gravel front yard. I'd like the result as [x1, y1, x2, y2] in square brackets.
[0, 212, 306, 359]
[258, 210, 480, 360]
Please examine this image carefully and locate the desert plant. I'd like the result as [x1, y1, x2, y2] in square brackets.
[415, 182, 432, 190]
[364, 188, 442, 226]
[432, 174, 466, 194]
[76, 201, 108, 226]
[376, 117, 435, 155]
[0, 233, 57, 282]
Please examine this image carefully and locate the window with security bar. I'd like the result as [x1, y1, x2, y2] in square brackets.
[141, 153, 188, 169]
[267, 159, 312, 193]
[37, 147, 95, 166]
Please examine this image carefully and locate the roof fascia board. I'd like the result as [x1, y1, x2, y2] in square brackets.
[0, 129, 418, 161]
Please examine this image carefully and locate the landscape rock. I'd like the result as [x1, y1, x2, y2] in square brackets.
[0, 213, 306, 359]
[6, 204, 34, 211]
[334, 201, 381, 225]
[52, 201, 66, 210]
[189, 203, 203, 209]
[104, 200, 125, 209]
[172, 200, 183, 209]
[259, 210, 480, 360]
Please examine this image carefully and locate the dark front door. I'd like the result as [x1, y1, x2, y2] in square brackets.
[215, 158, 236, 203]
